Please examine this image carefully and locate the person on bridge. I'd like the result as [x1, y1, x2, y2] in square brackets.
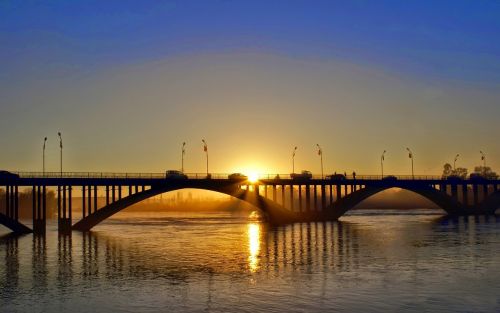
[353, 171, 356, 180]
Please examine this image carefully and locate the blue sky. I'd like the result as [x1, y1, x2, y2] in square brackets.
[0, 1, 499, 174]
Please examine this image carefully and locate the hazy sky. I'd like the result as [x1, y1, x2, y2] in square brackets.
[1, 1, 499, 175]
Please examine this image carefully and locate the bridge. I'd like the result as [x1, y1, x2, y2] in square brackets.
[1, 172, 499, 234]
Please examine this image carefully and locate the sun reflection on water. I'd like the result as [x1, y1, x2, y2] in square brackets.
[247, 222, 262, 273]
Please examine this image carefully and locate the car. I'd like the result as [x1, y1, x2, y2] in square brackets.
[291, 170, 312, 180]
[327, 174, 346, 180]
[0, 171, 19, 180]
[228, 173, 248, 181]
[382, 175, 398, 181]
[165, 170, 188, 180]
[446, 175, 463, 182]
[469, 173, 487, 181]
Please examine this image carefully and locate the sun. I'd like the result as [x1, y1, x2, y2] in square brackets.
[247, 172, 260, 183]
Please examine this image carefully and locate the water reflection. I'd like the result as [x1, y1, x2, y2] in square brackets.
[247, 223, 261, 273]
[0, 214, 499, 312]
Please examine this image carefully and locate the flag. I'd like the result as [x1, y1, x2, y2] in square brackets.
[382, 155, 384, 161]
[481, 156, 485, 161]
[204, 145, 207, 152]
[408, 153, 412, 159]
[318, 149, 322, 156]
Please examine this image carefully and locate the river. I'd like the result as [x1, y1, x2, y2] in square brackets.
[0, 210, 499, 312]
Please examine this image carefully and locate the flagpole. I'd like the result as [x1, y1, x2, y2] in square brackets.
[381, 150, 386, 178]
[292, 146, 297, 174]
[181, 142, 186, 173]
[316, 144, 323, 179]
[406, 147, 414, 179]
[202, 139, 208, 177]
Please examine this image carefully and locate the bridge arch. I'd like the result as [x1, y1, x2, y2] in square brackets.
[324, 184, 467, 220]
[72, 183, 299, 231]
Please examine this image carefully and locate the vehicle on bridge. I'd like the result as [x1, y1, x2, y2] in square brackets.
[382, 175, 398, 181]
[327, 173, 346, 180]
[0, 171, 19, 180]
[291, 170, 312, 180]
[445, 175, 463, 182]
[228, 173, 248, 181]
[165, 170, 188, 180]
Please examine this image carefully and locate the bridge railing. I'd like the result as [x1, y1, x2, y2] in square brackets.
[14, 172, 443, 181]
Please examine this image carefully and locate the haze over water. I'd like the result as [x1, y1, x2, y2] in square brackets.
[1, 210, 499, 313]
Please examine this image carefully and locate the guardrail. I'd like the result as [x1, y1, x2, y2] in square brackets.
[13, 172, 444, 181]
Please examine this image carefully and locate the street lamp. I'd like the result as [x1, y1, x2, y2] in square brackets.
[480, 151, 486, 168]
[316, 144, 324, 179]
[181, 142, 186, 173]
[43, 137, 47, 176]
[202, 139, 208, 177]
[453, 154, 460, 171]
[381, 150, 386, 178]
[292, 146, 298, 174]
[406, 147, 414, 179]
[58, 132, 63, 177]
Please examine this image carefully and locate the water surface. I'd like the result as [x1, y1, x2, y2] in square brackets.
[1, 210, 499, 312]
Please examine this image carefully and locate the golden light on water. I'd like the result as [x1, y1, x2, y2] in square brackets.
[247, 223, 262, 272]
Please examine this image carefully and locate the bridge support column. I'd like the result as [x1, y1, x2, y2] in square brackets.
[336, 185, 342, 201]
[473, 184, 479, 206]
[94, 186, 98, 213]
[451, 184, 458, 202]
[313, 185, 318, 211]
[106, 186, 110, 206]
[305, 185, 311, 211]
[82, 186, 86, 218]
[462, 184, 469, 206]
[58, 186, 72, 234]
[298, 185, 303, 212]
[290, 185, 294, 212]
[32, 186, 46, 234]
[272, 185, 277, 202]
[281, 185, 285, 207]
[321, 185, 326, 210]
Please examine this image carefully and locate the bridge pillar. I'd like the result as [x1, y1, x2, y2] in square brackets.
[336, 184, 342, 201]
[298, 185, 303, 212]
[290, 185, 294, 211]
[281, 185, 285, 207]
[472, 184, 479, 206]
[106, 186, 110, 206]
[313, 185, 318, 211]
[58, 186, 72, 234]
[32, 186, 46, 234]
[82, 186, 86, 218]
[329, 185, 333, 205]
[462, 184, 469, 206]
[451, 184, 458, 201]
[321, 185, 326, 210]
[118, 186, 122, 200]
[94, 186, 98, 213]
[305, 184, 311, 212]
[272, 185, 277, 202]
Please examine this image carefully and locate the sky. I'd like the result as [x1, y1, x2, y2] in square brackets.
[0, 0, 499, 176]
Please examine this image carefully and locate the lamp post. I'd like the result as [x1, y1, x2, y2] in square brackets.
[43, 137, 47, 176]
[202, 139, 208, 177]
[480, 151, 486, 168]
[292, 146, 298, 174]
[381, 150, 386, 178]
[181, 142, 186, 173]
[453, 154, 459, 171]
[58, 132, 63, 177]
[316, 144, 324, 179]
[406, 147, 414, 179]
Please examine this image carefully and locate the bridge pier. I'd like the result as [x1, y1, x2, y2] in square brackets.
[32, 186, 46, 234]
[57, 186, 72, 234]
